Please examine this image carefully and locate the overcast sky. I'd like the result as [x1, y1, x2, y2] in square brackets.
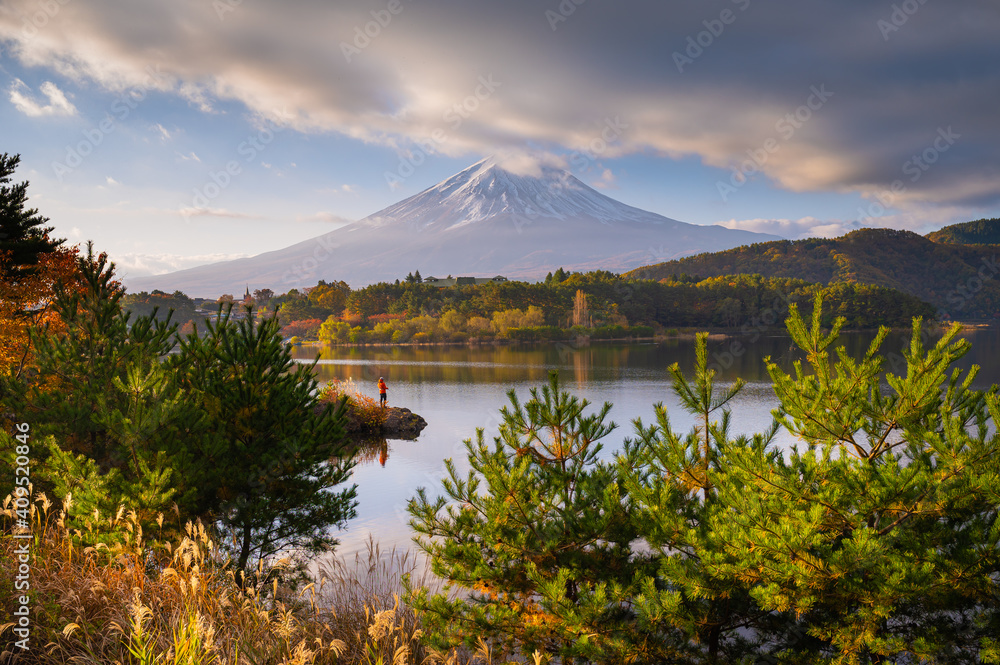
[2, 0, 998, 280]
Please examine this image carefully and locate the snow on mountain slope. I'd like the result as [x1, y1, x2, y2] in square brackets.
[364, 157, 675, 230]
[126, 157, 779, 297]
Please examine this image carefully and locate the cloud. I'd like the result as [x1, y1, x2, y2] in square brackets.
[114, 251, 251, 278]
[718, 204, 980, 240]
[1, 0, 998, 208]
[316, 183, 359, 196]
[591, 168, 616, 189]
[294, 211, 354, 225]
[718, 217, 857, 240]
[153, 123, 172, 142]
[8, 79, 77, 116]
[178, 207, 264, 219]
[486, 149, 568, 177]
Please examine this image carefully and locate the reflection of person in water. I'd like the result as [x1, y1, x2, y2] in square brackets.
[378, 440, 388, 467]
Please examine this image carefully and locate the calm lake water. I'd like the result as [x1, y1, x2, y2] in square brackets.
[291, 327, 1000, 560]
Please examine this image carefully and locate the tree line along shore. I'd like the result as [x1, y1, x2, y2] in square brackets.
[125, 268, 936, 347]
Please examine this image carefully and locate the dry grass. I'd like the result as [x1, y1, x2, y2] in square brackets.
[319, 378, 388, 434]
[311, 537, 447, 664]
[0, 494, 531, 665]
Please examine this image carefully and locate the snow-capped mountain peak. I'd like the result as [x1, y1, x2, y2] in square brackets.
[364, 156, 672, 231]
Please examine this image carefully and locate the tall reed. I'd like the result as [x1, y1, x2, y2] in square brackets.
[1, 494, 525, 664]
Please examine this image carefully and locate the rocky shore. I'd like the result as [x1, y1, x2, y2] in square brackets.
[378, 406, 427, 440]
[317, 402, 427, 440]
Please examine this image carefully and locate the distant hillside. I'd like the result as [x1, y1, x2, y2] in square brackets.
[926, 218, 1000, 245]
[625, 228, 1000, 320]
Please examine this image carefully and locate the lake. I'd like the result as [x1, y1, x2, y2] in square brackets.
[291, 326, 1000, 560]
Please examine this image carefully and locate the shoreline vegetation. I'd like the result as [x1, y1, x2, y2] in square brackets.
[1, 501, 461, 665]
[292, 320, 970, 350]
[125, 270, 937, 350]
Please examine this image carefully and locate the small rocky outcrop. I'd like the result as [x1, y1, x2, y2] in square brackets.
[381, 407, 427, 440]
[316, 402, 427, 440]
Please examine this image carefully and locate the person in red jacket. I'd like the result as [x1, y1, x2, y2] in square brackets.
[378, 377, 387, 407]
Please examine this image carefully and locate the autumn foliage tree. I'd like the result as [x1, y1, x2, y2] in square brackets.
[571, 288, 591, 327]
[308, 279, 350, 313]
[0, 153, 82, 383]
[280, 317, 324, 340]
[0, 248, 82, 381]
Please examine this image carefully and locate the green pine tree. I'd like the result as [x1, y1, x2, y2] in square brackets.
[707, 295, 1000, 663]
[2, 246, 187, 532]
[620, 332, 782, 663]
[172, 306, 357, 578]
[407, 372, 647, 663]
[3, 249, 359, 573]
[0, 153, 63, 279]
[404, 294, 1000, 662]
[18, 246, 178, 454]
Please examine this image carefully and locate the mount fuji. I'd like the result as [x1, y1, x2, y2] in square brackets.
[126, 158, 780, 296]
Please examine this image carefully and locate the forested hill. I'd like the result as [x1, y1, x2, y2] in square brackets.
[625, 228, 1000, 319]
[926, 218, 1000, 245]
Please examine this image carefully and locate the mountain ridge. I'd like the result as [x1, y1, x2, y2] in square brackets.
[926, 218, 1000, 246]
[625, 227, 1000, 319]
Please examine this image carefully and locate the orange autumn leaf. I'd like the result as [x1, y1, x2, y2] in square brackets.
[0, 245, 85, 379]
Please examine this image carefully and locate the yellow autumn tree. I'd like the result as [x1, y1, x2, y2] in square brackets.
[572, 289, 591, 327]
